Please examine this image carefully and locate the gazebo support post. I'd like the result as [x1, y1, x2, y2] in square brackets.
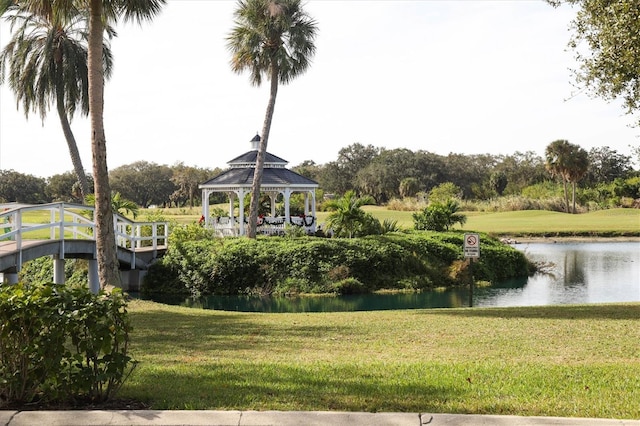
[228, 192, 236, 220]
[283, 188, 292, 224]
[269, 193, 277, 217]
[238, 189, 246, 236]
[304, 192, 310, 216]
[202, 189, 210, 226]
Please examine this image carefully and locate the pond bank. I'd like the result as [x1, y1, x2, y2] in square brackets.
[502, 235, 640, 244]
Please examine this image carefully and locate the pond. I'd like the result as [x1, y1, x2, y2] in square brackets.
[136, 241, 640, 312]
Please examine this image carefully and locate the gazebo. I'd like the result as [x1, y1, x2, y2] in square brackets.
[199, 134, 319, 236]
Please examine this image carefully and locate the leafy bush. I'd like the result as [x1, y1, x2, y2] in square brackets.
[145, 232, 534, 296]
[428, 182, 463, 203]
[19, 257, 89, 287]
[413, 200, 467, 231]
[333, 278, 367, 295]
[0, 283, 134, 405]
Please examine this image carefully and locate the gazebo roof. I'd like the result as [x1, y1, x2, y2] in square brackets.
[199, 135, 318, 190]
[227, 150, 288, 166]
[201, 166, 317, 187]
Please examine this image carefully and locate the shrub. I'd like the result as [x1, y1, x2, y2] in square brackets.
[18, 257, 89, 287]
[413, 200, 467, 231]
[333, 278, 367, 295]
[144, 232, 534, 295]
[428, 182, 463, 203]
[0, 283, 134, 406]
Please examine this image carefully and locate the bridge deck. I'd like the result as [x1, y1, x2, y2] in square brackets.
[0, 239, 167, 273]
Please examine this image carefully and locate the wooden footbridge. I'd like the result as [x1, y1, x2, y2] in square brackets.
[0, 203, 168, 292]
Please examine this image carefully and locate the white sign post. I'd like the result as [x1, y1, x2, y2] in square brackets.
[464, 233, 480, 258]
[463, 233, 480, 307]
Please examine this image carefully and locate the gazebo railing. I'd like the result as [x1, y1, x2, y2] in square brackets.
[208, 215, 316, 237]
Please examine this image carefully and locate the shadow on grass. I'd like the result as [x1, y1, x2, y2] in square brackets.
[128, 308, 353, 354]
[121, 361, 464, 412]
[431, 303, 640, 320]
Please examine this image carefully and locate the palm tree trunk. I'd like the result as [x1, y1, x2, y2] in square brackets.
[56, 87, 90, 201]
[247, 62, 279, 238]
[88, 0, 121, 289]
[562, 177, 570, 213]
[571, 181, 577, 214]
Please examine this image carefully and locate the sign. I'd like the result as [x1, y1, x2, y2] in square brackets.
[464, 233, 480, 258]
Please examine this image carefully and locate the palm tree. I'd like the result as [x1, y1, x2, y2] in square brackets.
[0, 4, 114, 200]
[412, 199, 467, 232]
[86, 191, 139, 218]
[227, 0, 317, 238]
[545, 139, 573, 213]
[7, 0, 165, 289]
[86, 0, 164, 288]
[545, 139, 589, 213]
[324, 190, 374, 238]
[567, 147, 589, 214]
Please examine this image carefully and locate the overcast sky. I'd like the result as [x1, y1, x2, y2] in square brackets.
[1, 0, 638, 179]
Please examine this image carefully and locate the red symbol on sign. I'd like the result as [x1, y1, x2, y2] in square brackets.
[466, 235, 477, 245]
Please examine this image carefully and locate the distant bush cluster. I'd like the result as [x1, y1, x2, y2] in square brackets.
[143, 231, 535, 296]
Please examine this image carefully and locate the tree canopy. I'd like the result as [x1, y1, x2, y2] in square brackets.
[0, 4, 115, 200]
[548, 0, 640, 125]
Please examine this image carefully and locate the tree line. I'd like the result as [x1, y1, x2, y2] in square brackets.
[295, 142, 638, 209]
[0, 162, 221, 207]
[1, 142, 637, 211]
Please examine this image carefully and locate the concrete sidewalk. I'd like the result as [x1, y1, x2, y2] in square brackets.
[1, 410, 638, 426]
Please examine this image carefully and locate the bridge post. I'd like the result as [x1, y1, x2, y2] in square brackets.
[88, 259, 100, 294]
[2, 272, 19, 284]
[53, 256, 65, 284]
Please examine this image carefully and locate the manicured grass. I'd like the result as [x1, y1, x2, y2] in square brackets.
[121, 301, 640, 418]
[459, 209, 640, 237]
[11, 205, 639, 237]
[361, 207, 640, 236]
[144, 206, 639, 236]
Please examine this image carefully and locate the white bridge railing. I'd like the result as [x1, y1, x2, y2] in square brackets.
[0, 202, 169, 267]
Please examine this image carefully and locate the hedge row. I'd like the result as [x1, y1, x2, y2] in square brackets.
[143, 231, 535, 296]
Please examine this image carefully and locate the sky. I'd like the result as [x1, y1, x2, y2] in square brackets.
[1, 0, 639, 179]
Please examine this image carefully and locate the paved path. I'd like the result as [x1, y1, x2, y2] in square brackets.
[1, 410, 638, 426]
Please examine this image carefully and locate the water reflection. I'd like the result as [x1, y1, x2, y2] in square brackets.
[137, 242, 640, 312]
[498, 241, 640, 307]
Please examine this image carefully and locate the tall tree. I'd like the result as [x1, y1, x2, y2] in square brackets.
[0, 3, 113, 200]
[586, 146, 633, 185]
[567, 146, 589, 214]
[227, 0, 317, 238]
[0, 169, 47, 203]
[548, 0, 640, 126]
[170, 163, 216, 208]
[545, 139, 573, 213]
[47, 170, 93, 202]
[545, 139, 589, 213]
[86, 0, 164, 287]
[110, 161, 175, 208]
[8, 0, 166, 288]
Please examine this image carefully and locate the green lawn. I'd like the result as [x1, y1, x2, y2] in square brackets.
[359, 207, 639, 236]
[459, 209, 640, 236]
[121, 301, 640, 419]
[147, 206, 640, 236]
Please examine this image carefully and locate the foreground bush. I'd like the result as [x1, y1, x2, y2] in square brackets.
[0, 283, 134, 406]
[143, 231, 535, 296]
